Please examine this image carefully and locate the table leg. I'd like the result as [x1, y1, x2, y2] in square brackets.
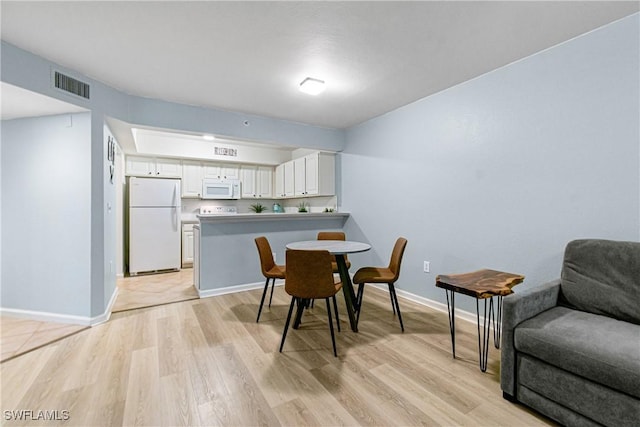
[336, 254, 358, 332]
[476, 297, 494, 372]
[445, 290, 456, 358]
[493, 295, 503, 349]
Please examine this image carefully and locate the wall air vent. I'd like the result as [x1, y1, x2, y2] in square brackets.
[53, 71, 90, 99]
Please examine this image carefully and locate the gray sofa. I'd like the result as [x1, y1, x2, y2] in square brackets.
[501, 239, 640, 427]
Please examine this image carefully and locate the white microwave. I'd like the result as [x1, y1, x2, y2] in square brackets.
[201, 178, 240, 199]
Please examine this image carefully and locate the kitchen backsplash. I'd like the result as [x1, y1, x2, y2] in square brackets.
[182, 196, 338, 215]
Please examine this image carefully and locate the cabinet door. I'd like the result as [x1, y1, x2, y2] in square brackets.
[274, 164, 285, 198]
[240, 166, 257, 198]
[193, 227, 200, 289]
[304, 153, 319, 195]
[221, 164, 239, 180]
[182, 161, 203, 198]
[182, 229, 194, 266]
[256, 166, 273, 198]
[126, 156, 154, 176]
[293, 157, 306, 196]
[203, 163, 221, 179]
[156, 158, 182, 177]
[284, 161, 295, 197]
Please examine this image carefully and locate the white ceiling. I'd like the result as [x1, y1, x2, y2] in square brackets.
[1, 1, 638, 129]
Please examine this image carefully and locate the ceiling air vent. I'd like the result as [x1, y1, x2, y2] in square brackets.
[54, 71, 90, 99]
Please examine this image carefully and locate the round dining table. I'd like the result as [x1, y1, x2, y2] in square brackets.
[286, 240, 371, 332]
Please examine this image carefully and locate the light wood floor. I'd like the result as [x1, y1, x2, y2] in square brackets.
[0, 269, 197, 362]
[1, 283, 555, 426]
[112, 269, 198, 312]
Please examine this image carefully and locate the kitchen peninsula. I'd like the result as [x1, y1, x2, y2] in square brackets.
[194, 212, 350, 296]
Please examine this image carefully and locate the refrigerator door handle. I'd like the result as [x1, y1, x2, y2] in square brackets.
[173, 206, 178, 231]
[174, 182, 179, 206]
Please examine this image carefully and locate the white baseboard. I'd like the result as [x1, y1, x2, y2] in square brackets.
[197, 279, 284, 299]
[368, 283, 480, 325]
[0, 307, 92, 326]
[197, 278, 482, 326]
[0, 287, 120, 327]
[90, 287, 119, 326]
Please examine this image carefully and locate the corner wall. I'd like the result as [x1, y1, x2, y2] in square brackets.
[1, 113, 92, 319]
[341, 14, 640, 312]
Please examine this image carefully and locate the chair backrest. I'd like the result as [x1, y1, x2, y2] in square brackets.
[255, 236, 276, 275]
[285, 250, 337, 299]
[388, 237, 408, 280]
[317, 231, 346, 241]
[317, 231, 348, 264]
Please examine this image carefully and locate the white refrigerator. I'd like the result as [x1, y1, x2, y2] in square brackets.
[128, 176, 181, 275]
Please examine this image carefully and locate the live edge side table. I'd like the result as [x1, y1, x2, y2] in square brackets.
[435, 269, 524, 372]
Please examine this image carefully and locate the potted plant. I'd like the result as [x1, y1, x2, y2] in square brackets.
[249, 203, 267, 213]
[297, 202, 308, 213]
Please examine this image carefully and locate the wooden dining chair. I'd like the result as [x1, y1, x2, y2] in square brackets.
[254, 236, 286, 323]
[317, 231, 351, 272]
[352, 237, 408, 332]
[279, 249, 342, 357]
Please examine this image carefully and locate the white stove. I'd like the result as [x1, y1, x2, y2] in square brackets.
[199, 205, 237, 215]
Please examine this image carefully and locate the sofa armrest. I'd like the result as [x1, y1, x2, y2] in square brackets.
[500, 279, 561, 398]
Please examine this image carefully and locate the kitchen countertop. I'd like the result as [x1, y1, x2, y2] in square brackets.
[197, 212, 349, 223]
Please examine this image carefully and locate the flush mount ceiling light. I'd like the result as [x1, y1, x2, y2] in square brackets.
[203, 134, 215, 141]
[299, 77, 325, 95]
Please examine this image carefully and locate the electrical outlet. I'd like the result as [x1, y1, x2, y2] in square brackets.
[423, 261, 430, 273]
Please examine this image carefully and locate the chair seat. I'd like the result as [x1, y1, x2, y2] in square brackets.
[265, 265, 286, 279]
[353, 267, 395, 284]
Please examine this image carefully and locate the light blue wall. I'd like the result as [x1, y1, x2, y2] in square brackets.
[341, 14, 640, 313]
[102, 124, 118, 312]
[198, 217, 347, 290]
[1, 113, 92, 317]
[1, 41, 345, 319]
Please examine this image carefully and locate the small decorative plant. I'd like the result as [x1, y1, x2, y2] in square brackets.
[249, 203, 267, 213]
[323, 207, 335, 213]
[297, 202, 308, 213]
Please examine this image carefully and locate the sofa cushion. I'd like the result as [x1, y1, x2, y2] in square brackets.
[561, 239, 640, 325]
[514, 306, 640, 399]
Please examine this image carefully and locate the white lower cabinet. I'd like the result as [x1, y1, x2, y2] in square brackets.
[182, 223, 195, 267]
[193, 225, 200, 290]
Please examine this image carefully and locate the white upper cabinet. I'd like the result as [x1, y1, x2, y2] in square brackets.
[274, 161, 295, 198]
[240, 166, 257, 198]
[181, 161, 204, 198]
[203, 164, 221, 179]
[202, 163, 239, 180]
[126, 156, 182, 178]
[155, 158, 182, 177]
[294, 157, 306, 196]
[256, 166, 274, 198]
[241, 166, 273, 198]
[291, 152, 334, 197]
